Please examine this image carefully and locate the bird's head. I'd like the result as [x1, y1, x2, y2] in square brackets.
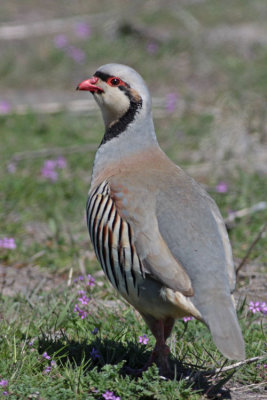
[76, 63, 151, 130]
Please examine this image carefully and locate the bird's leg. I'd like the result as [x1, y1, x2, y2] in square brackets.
[125, 317, 174, 377]
[163, 317, 175, 341]
[148, 319, 173, 376]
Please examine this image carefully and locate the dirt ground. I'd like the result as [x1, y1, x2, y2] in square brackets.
[1, 257, 266, 302]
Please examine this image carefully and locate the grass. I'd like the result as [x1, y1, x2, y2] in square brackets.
[0, 0, 267, 398]
[0, 278, 266, 399]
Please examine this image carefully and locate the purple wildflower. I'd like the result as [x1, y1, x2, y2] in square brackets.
[41, 158, 66, 181]
[249, 301, 261, 314]
[44, 366, 51, 374]
[216, 181, 228, 193]
[2, 391, 9, 396]
[91, 327, 99, 335]
[74, 304, 87, 319]
[41, 167, 58, 182]
[227, 209, 235, 220]
[256, 363, 267, 370]
[7, 162, 16, 173]
[56, 156, 67, 169]
[78, 295, 90, 305]
[102, 390, 120, 400]
[74, 22, 91, 39]
[166, 93, 178, 113]
[87, 274, 95, 287]
[138, 334, 149, 345]
[54, 34, 68, 49]
[77, 290, 86, 295]
[74, 303, 81, 312]
[67, 46, 85, 63]
[183, 316, 193, 322]
[0, 100, 11, 114]
[0, 237, 16, 249]
[28, 340, 34, 347]
[41, 160, 58, 182]
[260, 302, 267, 315]
[44, 160, 57, 169]
[146, 41, 158, 54]
[42, 352, 51, 360]
[73, 276, 85, 283]
[0, 380, 8, 387]
[51, 360, 56, 367]
[90, 347, 100, 360]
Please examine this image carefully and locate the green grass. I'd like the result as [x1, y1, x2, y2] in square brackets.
[0, 278, 266, 399]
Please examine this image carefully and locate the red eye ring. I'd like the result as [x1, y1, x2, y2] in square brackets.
[107, 77, 126, 87]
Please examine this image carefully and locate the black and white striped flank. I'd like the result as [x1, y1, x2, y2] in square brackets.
[86, 180, 145, 298]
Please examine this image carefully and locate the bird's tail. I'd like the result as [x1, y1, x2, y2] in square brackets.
[201, 296, 245, 360]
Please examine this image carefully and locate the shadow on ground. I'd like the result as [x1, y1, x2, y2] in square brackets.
[38, 335, 232, 399]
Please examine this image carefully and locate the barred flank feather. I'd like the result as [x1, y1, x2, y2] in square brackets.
[86, 180, 144, 298]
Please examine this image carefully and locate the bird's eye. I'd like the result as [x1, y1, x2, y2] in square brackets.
[110, 78, 120, 85]
[107, 77, 125, 87]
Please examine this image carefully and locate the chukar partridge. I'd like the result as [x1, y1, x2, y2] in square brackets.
[77, 64, 245, 374]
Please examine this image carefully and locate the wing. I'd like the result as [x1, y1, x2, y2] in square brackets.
[155, 166, 244, 359]
[155, 166, 235, 307]
[108, 178, 193, 296]
[87, 179, 193, 297]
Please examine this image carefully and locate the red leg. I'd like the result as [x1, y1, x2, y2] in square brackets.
[125, 316, 175, 377]
[164, 317, 175, 341]
[148, 319, 172, 376]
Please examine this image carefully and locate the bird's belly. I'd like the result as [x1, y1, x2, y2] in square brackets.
[122, 275, 191, 321]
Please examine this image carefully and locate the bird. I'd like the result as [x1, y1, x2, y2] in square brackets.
[76, 63, 245, 375]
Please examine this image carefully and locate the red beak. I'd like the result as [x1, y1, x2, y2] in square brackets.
[76, 77, 104, 93]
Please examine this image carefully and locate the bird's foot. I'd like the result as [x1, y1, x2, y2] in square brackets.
[123, 352, 155, 376]
[153, 344, 173, 378]
[123, 364, 151, 377]
[124, 344, 172, 378]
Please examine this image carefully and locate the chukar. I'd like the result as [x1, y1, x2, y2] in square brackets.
[77, 64, 245, 374]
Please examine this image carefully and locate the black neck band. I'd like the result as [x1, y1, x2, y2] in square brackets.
[100, 97, 142, 146]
